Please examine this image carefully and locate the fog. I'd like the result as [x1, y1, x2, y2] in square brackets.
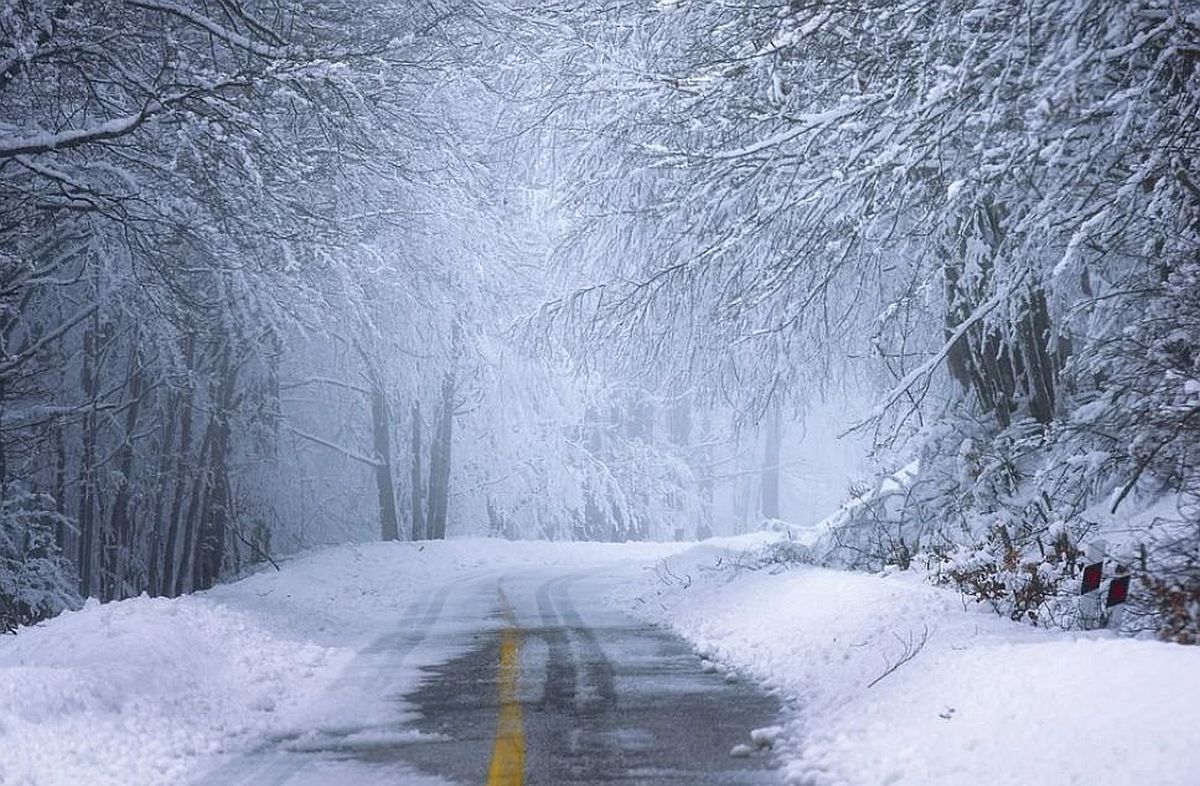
[1, 0, 1196, 631]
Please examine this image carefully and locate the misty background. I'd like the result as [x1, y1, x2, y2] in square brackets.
[1, 0, 1197, 639]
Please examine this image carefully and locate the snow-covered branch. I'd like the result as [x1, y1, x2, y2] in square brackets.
[0, 111, 154, 160]
[840, 272, 1029, 437]
[284, 424, 385, 469]
[126, 1, 291, 60]
[0, 304, 99, 379]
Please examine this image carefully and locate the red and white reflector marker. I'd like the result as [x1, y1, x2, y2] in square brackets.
[1078, 540, 1108, 629]
[1106, 573, 1131, 608]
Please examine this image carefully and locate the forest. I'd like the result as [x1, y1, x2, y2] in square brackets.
[1, 0, 1198, 643]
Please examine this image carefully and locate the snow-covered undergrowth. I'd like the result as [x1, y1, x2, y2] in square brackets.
[636, 536, 1200, 786]
[0, 539, 680, 786]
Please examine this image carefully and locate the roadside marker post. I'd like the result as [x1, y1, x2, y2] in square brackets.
[1077, 540, 1133, 630]
[1106, 574, 1131, 606]
[1105, 562, 1132, 630]
[1078, 540, 1106, 629]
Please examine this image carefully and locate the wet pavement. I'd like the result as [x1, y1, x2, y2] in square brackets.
[195, 568, 784, 785]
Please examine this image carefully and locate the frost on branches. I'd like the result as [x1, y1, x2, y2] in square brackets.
[1, 0, 1197, 644]
[0, 491, 80, 632]
[541, 0, 1200, 640]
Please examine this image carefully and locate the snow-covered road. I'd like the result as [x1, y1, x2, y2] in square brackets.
[196, 565, 783, 785]
[4, 536, 1199, 786]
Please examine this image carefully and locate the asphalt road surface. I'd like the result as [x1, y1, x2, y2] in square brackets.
[199, 568, 784, 785]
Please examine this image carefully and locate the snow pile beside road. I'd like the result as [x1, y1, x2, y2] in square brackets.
[0, 594, 340, 786]
[0, 538, 683, 786]
[12, 532, 1187, 786]
[639, 538, 1200, 786]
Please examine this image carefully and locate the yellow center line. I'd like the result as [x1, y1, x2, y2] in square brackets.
[487, 588, 525, 786]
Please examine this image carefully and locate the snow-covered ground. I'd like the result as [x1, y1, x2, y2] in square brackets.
[2, 535, 1197, 786]
[634, 536, 1200, 786]
[0, 539, 681, 786]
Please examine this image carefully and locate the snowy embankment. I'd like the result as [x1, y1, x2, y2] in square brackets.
[635, 537, 1200, 786]
[4, 536, 1197, 786]
[0, 539, 679, 786]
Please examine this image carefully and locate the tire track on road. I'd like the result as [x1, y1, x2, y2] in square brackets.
[193, 571, 481, 786]
[549, 572, 617, 713]
[522, 571, 626, 783]
[535, 574, 577, 711]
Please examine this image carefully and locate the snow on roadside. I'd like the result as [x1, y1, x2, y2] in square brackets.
[0, 594, 338, 786]
[10, 532, 1189, 786]
[635, 537, 1200, 786]
[0, 538, 682, 786]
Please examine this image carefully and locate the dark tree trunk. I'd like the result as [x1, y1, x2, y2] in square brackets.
[194, 344, 236, 591]
[193, 420, 229, 591]
[371, 384, 400, 541]
[174, 435, 209, 597]
[147, 386, 179, 597]
[944, 201, 1066, 429]
[103, 341, 145, 600]
[161, 334, 196, 597]
[0, 390, 6, 506]
[53, 423, 67, 550]
[668, 395, 691, 446]
[77, 321, 99, 596]
[174, 342, 225, 598]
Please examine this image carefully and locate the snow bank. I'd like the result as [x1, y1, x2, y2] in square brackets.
[638, 539, 1200, 786]
[8, 534, 1191, 786]
[0, 538, 682, 786]
[0, 594, 338, 786]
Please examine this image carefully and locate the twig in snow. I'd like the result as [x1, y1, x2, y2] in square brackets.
[658, 559, 692, 589]
[867, 624, 930, 688]
[234, 528, 280, 572]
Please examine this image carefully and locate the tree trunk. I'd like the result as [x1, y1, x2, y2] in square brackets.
[668, 394, 691, 540]
[174, 436, 209, 597]
[147, 386, 179, 597]
[0, 386, 6, 507]
[760, 402, 782, 521]
[371, 384, 400, 541]
[160, 334, 196, 597]
[695, 412, 714, 540]
[103, 340, 145, 600]
[426, 373, 455, 540]
[944, 201, 1065, 429]
[193, 418, 229, 591]
[194, 344, 236, 591]
[77, 320, 99, 596]
[53, 423, 67, 550]
[410, 401, 425, 540]
[174, 343, 220, 598]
